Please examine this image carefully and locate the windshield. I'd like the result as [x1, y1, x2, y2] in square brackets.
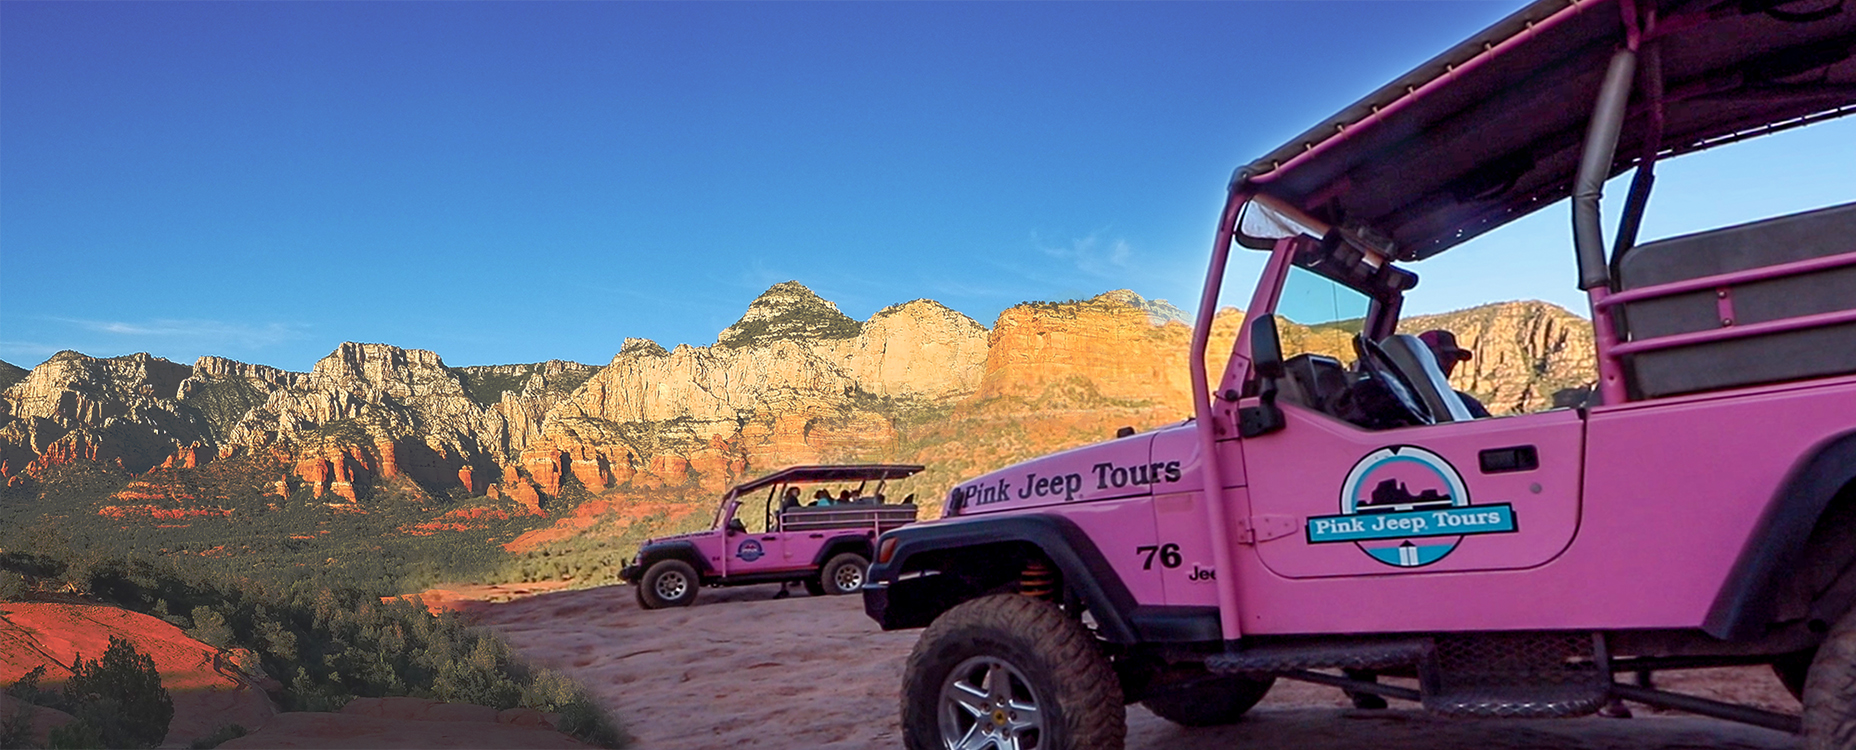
[1278, 266, 1370, 327]
[1276, 266, 1371, 366]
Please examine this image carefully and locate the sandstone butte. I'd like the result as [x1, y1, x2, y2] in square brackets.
[0, 602, 587, 748]
[0, 282, 1593, 520]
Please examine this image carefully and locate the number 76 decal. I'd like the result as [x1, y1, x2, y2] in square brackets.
[1135, 543, 1182, 570]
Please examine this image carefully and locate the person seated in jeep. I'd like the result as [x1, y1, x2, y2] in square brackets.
[1417, 329, 1491, 418]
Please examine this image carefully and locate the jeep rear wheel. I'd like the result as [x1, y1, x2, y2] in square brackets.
[638, 559, 698, 609]
[820, 553, 869, 596]
[1140, 675, 1275, 727]
[901, 594, 1125, 750]
[1803, 607, 1856, 749]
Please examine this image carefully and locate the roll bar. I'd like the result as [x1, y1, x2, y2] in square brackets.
[1573, 47, 1639, 291]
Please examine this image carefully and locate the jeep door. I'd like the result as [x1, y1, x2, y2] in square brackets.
[718, 500, 788, 577]
[1237, 269, 1585, 578]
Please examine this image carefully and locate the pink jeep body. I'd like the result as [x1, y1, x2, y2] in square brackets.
[867, 1, 1856, 745]
[620, 464, 920, 608]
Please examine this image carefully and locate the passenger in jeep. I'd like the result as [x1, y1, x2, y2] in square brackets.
[1418, 329, 1492, 418]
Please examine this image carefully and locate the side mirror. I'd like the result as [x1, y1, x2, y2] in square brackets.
[1250, 314, 1285, 380]
[1239, 314, 1287, 438]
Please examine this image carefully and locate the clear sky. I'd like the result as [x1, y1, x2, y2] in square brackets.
[4, 1, 1851, 372]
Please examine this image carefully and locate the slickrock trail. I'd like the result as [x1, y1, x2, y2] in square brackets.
[477, 584, 1802, 750]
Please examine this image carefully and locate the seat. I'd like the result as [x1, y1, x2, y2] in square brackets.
[1616, 203, 1856, 398]
[1281, 354, 1349, 416]
[1379, 334, 1474, 423]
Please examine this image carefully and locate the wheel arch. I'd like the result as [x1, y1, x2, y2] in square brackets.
[867, 514, 1141, 643]
[812, 534, 876, 568]
[1706, 429, 1856, 640]
[638, 541, 714, 579]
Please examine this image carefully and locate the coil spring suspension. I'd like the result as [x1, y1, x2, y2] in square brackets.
[1019, 559, 1057, 600]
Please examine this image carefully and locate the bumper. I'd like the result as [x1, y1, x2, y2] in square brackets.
[618, 563, 642, 583]
[861, 581, 891, 624]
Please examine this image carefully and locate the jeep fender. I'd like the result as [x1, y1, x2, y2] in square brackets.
[1706, 430, 1856, 641]
[810, 534, 876, 568]
[866, 514, 1145, 643]
[637, 540, 715, 578]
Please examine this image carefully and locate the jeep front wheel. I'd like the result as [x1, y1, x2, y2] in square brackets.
[1140, 674, 1274, 727]
[901, 594, 1125, 750]
[1804, 606, 1856, 749]
[638, 559, 699, 609]
[819, 553, 869, 596]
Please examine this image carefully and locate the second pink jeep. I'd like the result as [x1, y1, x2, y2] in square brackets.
[622, 464, 922, 608]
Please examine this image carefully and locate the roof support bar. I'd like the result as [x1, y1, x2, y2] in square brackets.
[1573, 47, 1638, 290]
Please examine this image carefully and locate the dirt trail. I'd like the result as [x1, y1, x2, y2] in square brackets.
[477, 584, 1804, 750]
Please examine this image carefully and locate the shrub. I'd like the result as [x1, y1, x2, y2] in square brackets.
[5, 666, 57, 708]
[187, 723, 247, 750]
[60, 637, 173, 748]
[1, 703, 37, 750]
[46, 720, 103, 750]
[186, 606, 233, 649]
[0, 570, 26, 601]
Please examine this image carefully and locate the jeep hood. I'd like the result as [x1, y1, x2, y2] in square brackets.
[947, 432, 1183, 515]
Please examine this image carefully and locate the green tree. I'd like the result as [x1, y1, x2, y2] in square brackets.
[185, 606, 234, 649]
[60, 637, 174, 748]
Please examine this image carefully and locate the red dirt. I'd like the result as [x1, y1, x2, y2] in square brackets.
[97, 504, 234, 519]
[0, 602, 274, 746]
[502, 496, 706, 553]
[386, 581, 577, 616]
[0, 602, 594, 749]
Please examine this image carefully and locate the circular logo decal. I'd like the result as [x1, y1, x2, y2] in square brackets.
[1305, 445, 1517, 569]
[736, 539, 764, 562]
[1341, 446, 1469, 567]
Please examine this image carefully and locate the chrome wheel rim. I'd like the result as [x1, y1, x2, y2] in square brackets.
[653, 570, 689, 600]
[938, 656, 1044, 750]
[834, 562, 864, 592]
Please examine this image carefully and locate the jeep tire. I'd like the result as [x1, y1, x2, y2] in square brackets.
[638, 559, 699, 609]
[901, 594, 1125, 750]
[1804, 605, 1856, 749]
[1140, 674, 1275, 727]
[819, 553, 869, 596]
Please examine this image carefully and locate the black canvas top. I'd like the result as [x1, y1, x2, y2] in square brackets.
[1242, 0, 1856, 260]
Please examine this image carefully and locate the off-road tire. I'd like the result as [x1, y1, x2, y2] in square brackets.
[820, 553, 869, 596]
[803, 578, 826, 597]
[1803, 606, 1856, 749]
[638, 559, 699, 609]
[901, 594, 1125, 750]
[1140, 675, 1275, 727]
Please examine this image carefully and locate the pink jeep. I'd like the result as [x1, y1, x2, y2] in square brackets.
[863, 2, 1856, 748]
[621, 464, 921, 608]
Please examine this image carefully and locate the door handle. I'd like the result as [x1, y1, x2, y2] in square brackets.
[1478, 445, 1539, 473]
[809, 534, 825, 539]
[761, 536, 778, 541]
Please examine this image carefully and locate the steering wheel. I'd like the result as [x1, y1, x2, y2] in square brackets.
[1354, 334, 1433, 426]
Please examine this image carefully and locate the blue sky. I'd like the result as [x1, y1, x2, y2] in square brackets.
[3, 2, 1851, 372]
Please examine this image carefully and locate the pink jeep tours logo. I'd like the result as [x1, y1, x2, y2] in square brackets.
[736, 539, 765, 562]
[1306, 445, 1517, 568]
